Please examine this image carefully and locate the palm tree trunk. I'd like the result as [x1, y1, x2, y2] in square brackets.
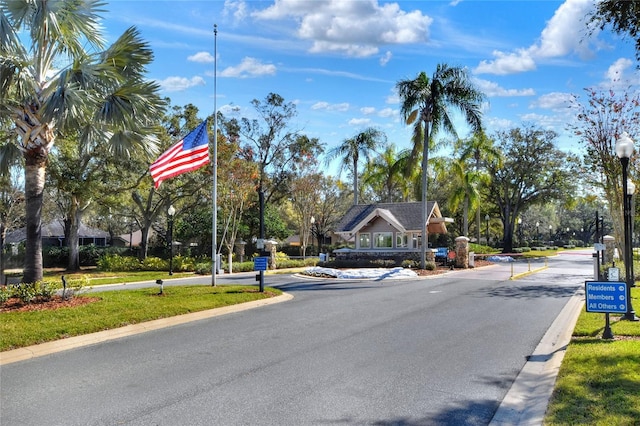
[463, 196, 469, 236]
[1, 222, 6, 286]
[24, 162, 45, 284]
[353, 156, 359, 205]
[421, 121, 430, 269]
[475, 157, 482, 243]
[66, 203, 82, 271]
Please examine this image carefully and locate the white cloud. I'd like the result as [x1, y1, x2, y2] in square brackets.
[528, 0, 595, 60]
[378, 108, 397, 118]
[253, 0, 432, 57]
[474, 78, 535, 97]
[348, 117, 372, 126]
[530, 92, 573, 110]
[361, 106, 376, 115]
[475, 49, 536, 75]
[219, 57, 276, 78]
[219, 104, 242, 116]
[223, 0, 248, 22]
[380, 50, 393, 66]
[158, 76, 206, 92]
[474, 0, 596, 75]
[601, 58, 638, 89]
[312, 101, 350, 112]
[188, 51, 215, 63]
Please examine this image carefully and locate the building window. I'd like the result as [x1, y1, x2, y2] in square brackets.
[374, 232, 393, 248]
[412, 233, 422, 248]
[359, 233, 371, 248]
[396, 233, 408, 248]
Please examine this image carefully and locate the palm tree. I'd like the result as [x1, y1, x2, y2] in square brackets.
[325, 127, 386, 205]
[0, 0, 165, 283]
[458, 131, 502, 243]
[396, 64, 484, 268]
[446, 158, 485, 237]
[362, 144, 404, 203]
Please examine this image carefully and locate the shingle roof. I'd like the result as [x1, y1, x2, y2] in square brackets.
[5, 220, 109, 244]
[334, 201, 437, 233]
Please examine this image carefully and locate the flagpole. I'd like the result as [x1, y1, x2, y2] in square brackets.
[211, 24, 218, 286]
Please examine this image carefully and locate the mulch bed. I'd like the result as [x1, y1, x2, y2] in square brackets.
[0, 295, 100, 314]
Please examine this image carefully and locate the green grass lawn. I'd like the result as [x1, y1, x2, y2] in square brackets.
[40, 269, 198, 286]
[544, 287, 640, 425]
[0, 285, 281, 351]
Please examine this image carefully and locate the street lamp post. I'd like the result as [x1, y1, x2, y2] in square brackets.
[615, 132, 638, 321]
[485, 214, 490, 246]
[309, 216, 315, 258]
[517, 217, 522, 247]
[167, 205, 175, 276]
[549, 225, 553, 242]
[536, 221, 540, 242]
[627, 179, 636, 288]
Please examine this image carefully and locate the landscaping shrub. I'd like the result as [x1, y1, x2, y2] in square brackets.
[402, 259, 418, 269]
[141, 256, 168, 271]
[97, 254, 142, 271]
[171, 255, 196, 272]
[195, 262, 212, 275]
[0, 286, 11, 304]
[425, 261, 436, 271]
[12, 283, 37, 303]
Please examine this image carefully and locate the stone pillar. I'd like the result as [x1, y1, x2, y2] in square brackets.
[264, 239, 278, 269]
[455, 236, 470, 269]
[234, 239, 246, 263]
[603, 235, 615, 264]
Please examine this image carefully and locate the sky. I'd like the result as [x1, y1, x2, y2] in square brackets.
[103, 0, 639, 172]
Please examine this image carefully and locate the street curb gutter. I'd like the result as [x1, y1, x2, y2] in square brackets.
[0, 292, 293, 366]
[489, 288, 585, 425]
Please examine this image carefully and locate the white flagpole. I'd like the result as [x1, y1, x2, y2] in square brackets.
[211, 24, 218, 286]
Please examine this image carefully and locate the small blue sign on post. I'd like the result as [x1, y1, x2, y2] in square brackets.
[585, 281, 627, 313]
[254, 256, 268, 271]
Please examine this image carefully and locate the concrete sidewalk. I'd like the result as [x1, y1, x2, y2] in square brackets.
[489, 287, 585, 425]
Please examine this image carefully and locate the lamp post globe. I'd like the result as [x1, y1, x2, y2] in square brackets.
[615, 132, 638, 321]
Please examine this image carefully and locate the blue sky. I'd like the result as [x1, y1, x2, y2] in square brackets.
[104, 0, 639, 170]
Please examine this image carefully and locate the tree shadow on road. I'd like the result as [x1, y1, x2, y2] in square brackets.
[471, 284, 579, 299]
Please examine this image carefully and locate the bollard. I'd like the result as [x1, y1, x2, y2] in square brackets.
[156, 279, 163, 295]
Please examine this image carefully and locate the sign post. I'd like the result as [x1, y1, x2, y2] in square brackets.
[254, 256, 268, 292]
[585, 281, 628, 339]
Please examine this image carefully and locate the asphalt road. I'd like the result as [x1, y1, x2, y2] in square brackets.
[0, 252, 593, 425]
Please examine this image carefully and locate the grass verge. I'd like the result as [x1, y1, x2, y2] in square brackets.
[544, 287, 640, 425]
[40, 269, 197, 286]
[0, 285, 281, 351]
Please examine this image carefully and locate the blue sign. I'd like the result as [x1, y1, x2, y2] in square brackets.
[585, 281, 627, 313]
[254, 256, 268, 271]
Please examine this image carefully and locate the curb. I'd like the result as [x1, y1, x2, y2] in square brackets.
[0, 292, 293, 366]
[489, 287, 585, 425]
[510, 265, 549, 280]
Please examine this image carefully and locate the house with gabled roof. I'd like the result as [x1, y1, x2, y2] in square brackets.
[332, 201, 453, 261]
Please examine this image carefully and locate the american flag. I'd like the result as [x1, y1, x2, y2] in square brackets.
[150, 120, 210, 188]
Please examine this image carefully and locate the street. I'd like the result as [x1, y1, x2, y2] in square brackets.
[1, 252, 592, 425]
